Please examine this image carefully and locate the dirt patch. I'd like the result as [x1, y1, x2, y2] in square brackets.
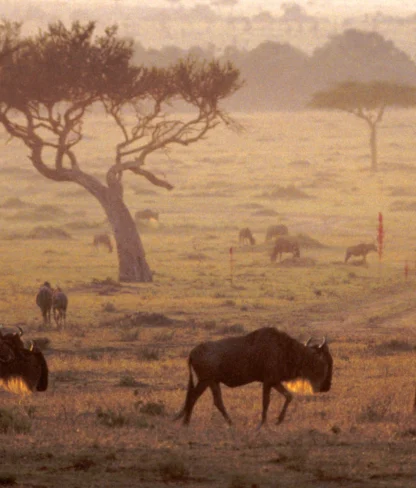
[101, 311, 183, 329]
[277, 257, 316, 267]
[259, 184, 313, 200]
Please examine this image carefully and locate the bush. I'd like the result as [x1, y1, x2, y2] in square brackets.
[158, 453, 189, 482]
[136, 346, 160, 361]
[27, 226, 71, 239]
[137, 401, 166, 417]
[118, 375, 141, 387]
[217, 324, 245, 335]
[119, 328, 140, 342]
[95, 407, 129, 428]
[0, 473, 17, 485]
[0, 408, 31, 434]
[102, 302, 117, 313]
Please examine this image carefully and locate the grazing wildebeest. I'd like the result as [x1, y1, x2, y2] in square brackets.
[135, 209, 159, 221]
[175, 327, 333, 426]
[36, 281, 53, 325]
[270, 237, 300, 262]
[239, 228, 256, 245]
[345, 243, 377, 263]
[0, 327, 48, 394]
[52, 287, 68, 329]
[265, 224, 289, 242]
[93, 233, 113, 253]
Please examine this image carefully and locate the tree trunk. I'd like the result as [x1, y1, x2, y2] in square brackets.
[369, 123, 378, 171]
[74, 173, 153, 283]
[105, 191, 153, 282]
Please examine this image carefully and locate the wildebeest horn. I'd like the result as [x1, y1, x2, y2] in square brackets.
[318, 336, 326, 348]
[305, 337, 312, 347]
[16, 326, 23, 336]
[29, 340, 34, 351]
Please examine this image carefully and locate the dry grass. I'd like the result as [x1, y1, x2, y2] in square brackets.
[0, 111, 415, 487]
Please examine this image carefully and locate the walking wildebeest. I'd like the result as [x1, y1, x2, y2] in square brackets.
[345, 243, 377, 263]
[93, 233, 113, 253]
[175, 327, 333, 426]
[270, 237, 300, 262]
[36, 281, 53, 325]
[52, 287, 68, 329]
[0, 327, 48, 394]
[265, 224, 289, 242]
[239, 228, 256, 245]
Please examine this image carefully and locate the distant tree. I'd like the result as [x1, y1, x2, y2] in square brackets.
[0, 21, 243, 282]
[310, 81, 416, 171]
[310, 29, 416, 88]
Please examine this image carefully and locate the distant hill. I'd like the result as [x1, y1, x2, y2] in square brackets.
[133, 29, 416, 111]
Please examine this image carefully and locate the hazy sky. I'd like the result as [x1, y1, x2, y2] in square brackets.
[37, 0, 416, 17]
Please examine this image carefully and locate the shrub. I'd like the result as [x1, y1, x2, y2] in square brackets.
[152, 330, 175, 342]
[137, 401, 166, 417]
[27, 226, 71, 239]
[0, 473, 17, 485]
[370, 339, 415, 356]
[136, 346, 160, 361]
[158, 453, 189, 482]
[118, 375, 141, 387]
[119, 328, 140, 342]
[0, 408, 31, 434]
[102, 302, 117, 313]
[217, 324, 245, 335]
[95, 407, 129, 428]
[357, 394, 395, 423]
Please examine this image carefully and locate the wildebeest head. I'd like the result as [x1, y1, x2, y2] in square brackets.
[304, 337, 333, 393]
[0, 326, 25, 362]
[0, 328, 48, 394]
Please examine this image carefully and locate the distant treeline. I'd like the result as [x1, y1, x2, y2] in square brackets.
[132, 29, 416, 111]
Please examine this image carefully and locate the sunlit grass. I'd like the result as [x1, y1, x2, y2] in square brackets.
[0, 111, 415, 486]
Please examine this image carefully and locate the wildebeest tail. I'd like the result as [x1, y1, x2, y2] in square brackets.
[35, 351, 49, 391]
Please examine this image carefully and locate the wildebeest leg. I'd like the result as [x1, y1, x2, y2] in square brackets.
[259, 382, 273, 427]
[274, 383, 293, 424]
[182, 380, 209, 425]
[209, 382, 232, 425]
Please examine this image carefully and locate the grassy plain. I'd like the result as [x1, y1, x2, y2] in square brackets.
[0, 110, 415, 487]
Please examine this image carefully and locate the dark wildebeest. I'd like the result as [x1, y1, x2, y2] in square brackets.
[175, 327, 333, 426]
[93, 233, 113, 253]
[0, 326, 48, 394]
[270, 237, 300, 262]
[36, 281, 53, 325]
[52, 287, 68, 329]
[239, 228, 256, 245]
[265, 224, 289, 242]
[345, 243, 377, 263]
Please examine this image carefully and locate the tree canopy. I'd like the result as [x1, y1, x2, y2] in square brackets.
[0, 21, 243, 282]
[310, 81, 416, 171]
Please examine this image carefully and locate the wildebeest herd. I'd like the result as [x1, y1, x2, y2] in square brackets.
[0, 225, 379, 431]
[239, 226, 378, 265]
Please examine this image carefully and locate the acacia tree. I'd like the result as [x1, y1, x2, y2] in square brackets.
[309, 81, 416, 171]
[0, 21, 243, 282]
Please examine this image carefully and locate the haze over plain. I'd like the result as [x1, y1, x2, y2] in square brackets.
[2, 0, 416, 58]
